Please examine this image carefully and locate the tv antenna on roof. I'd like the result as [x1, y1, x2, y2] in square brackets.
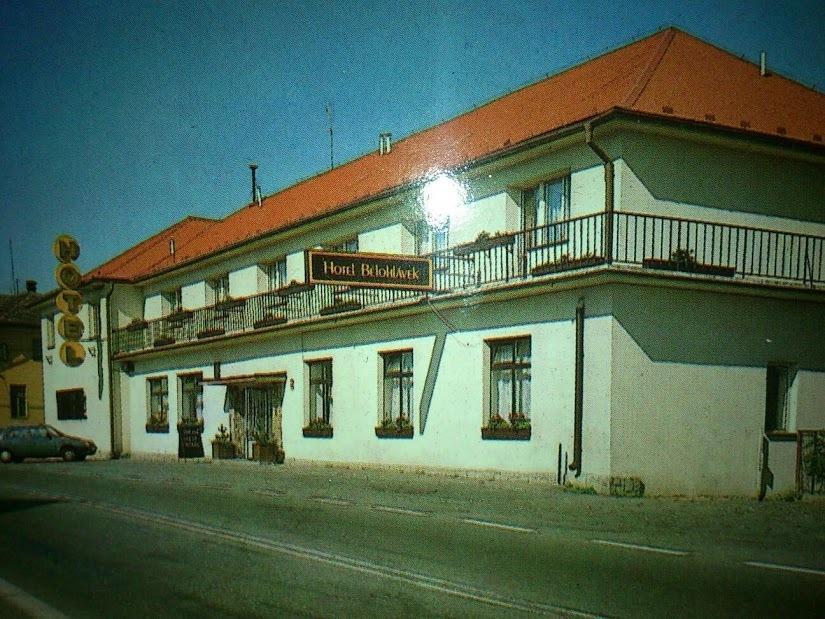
[326, 102, 334, 170]
[8, 238, 18, 295]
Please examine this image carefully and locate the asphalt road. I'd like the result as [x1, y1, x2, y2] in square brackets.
[0, 460, 823, 618]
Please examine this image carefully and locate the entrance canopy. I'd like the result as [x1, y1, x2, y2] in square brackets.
[203, 372, 286, 388]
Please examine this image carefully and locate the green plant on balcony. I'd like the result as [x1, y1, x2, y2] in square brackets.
[509, 412, 531, 431]
[486, 414, 509, 430]
[670, 248, 696, 265]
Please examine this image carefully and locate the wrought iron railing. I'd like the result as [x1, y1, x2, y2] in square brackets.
[112, 211, 825, 355]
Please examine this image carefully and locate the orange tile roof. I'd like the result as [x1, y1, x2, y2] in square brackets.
[87, 27, 825, 283]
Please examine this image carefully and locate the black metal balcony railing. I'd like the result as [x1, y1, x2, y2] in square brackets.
[112, 211, 825, 355]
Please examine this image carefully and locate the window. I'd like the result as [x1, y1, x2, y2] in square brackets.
[86, 304, 100, 339]
[523, 176, 570, 247]
[162, 288, 183, 315]
[0, 343, 7, 362]
[32, 338, 42, 361]
[265, 259, 288, 291]
[147, 377, 169, 428]
[307, 360, 333, 425]
[56, 388, 86, 420]
[765, 364, 791, 433]
[381, 350, 414, 425]
[178, 373, 203, 423]
[328, 237, 358, 253]
[208, 274, 231, 304]
[488, 337, 531, 423]
[10, 385, 27, 419]
[46, 318, 55, 349]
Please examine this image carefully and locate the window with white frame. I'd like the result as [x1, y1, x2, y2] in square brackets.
[522, 176, 570, 247]
[306, 360, 332, 427]
[265, 258, 288, 291]
[327, 237, 358, 253]
[162, 288, 183, 315]
[208, 274, 231, 304]
[381, 350, 413, 429]
[147, 377, 169, 428]
[178, 373, 203, 424]
[86, 303, 100, 339]
[10, 385, 27, 419]
[46, 318, 55, 349]
[487, 337, 531, 426]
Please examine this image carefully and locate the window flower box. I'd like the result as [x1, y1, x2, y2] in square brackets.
[145, 423, 169, 434]
[197, 327, 226, 339]
[303, 419, 333, 438]
[643, 250, 735, 278]
[531, 254, 605, 276]
[214, 297, 245, 312]
[153, 336, 176, 347]
[482, 413, 531, 440]
[166, 310, 193, 325]
[278, 281, 315, 297]
[453, 232, 515, 256]
[375, 425, 414, 439]
[319, 300, 363, 316]
[253, 315, 287, 329]
[126, 318, 148, 331]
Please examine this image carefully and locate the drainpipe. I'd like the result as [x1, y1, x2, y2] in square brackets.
[104, 282, 121, 459]
[569, 300, 585, 477]
[585, 123, 614, 263]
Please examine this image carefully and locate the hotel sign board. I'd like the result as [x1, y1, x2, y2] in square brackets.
[307, 250, 433, 291]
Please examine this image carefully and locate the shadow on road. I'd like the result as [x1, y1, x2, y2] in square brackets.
[0, 498, 64, 515]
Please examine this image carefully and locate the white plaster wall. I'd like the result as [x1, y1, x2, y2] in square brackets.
[450, 193, 511, 246]
[570, 165, 606, 219]
[114, 285, 144, 328]
[796, 370, 825, 430]
[286, 251, 305, 284]
[359, 223, 415, 255]
[610, 319, 764, 496]
[43, 297, 112, 457]
[765, 440, 798, 496]
[182, 282, 207, 309]
[229, 265, 259, 298]
[144, 294, 163, 320]
[579, 316, 612, 487]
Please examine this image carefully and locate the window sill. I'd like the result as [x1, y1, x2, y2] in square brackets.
[303, 427, 333, 438]
[146, 423, 170, 434]
[766, 431, 797, 442]
[481, 427, 531, 440]
[375, 427, 414, 439]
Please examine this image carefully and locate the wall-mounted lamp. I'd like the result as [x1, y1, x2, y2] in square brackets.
[45, 354, 53, 365]
[289, 378, 295, 390]
[88, 346, 96, 357]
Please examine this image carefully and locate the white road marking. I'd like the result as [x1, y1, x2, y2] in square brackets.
[591, 539, 689, 556]
[310, 497, 352, 506]
[372, 505, 428, 516]
[249, 488, 284, 497]
[462, 518, 536, 533]
[744, 561, 825, 577]
[0, 576, 68, 619]
[10, 486, 601, 618]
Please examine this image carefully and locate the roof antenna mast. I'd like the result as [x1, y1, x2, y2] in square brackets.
[9, 238, 18, 295]
[326, 102, 334, 170]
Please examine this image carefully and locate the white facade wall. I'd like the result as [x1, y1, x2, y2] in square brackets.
[286, 251, 305, 284]
[449, 193, 515, 246]
[144, 294, 163, 320]
[182, 282, 206, 310]
[228, 265, 259, 298]
[359, 223, 415, 255]
[570, 165, 605, 219]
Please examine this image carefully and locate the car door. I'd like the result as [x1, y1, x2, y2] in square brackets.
[29, 427, 54, 458]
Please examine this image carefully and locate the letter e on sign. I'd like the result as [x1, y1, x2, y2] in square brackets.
[53, 234, 80, 263]
[56, 290, 84, 316]
[59, 341, 86, 367]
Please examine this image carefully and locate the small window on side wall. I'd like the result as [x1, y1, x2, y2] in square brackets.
[304, 360, 333, 436]
[378, 350, 413, 437]
[765, 364, 793, 434]
[484, 337, 532, 439]
[147, 377, 169, 431]
[10, 385, 27, 419]
[56, 388, 86, 420]
[46, 318, 56, 349]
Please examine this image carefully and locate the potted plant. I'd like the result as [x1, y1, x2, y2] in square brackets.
[531, 251, 604, 276]
[454, 230, 516, 256]
[481, 412, 531, 440]
[375, 415, 414, 439]
[252, 421, 284, 463]
[153, 335, 176, 347]
[302, 417, 333, 438]
[643, 248, 735, 277]
[126, 317, 148, 331]
[278, 279, 315, 297]
[211, 424, 236, 459]
[253, 314, 288, 329]
[214, 296, 246, 312]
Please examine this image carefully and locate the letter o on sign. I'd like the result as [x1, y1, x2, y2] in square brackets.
[58, 315, 85, 342]
[59, 341, 86, 367]
[53, 234, 80, 263]
[56, 290, 84, 316]
[55, 263, 83, 290]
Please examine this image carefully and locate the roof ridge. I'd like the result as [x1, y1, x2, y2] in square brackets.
[622, 27, 676, 109]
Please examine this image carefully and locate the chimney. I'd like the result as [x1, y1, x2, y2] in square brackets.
[249, 163, 259, 204]
[760, 51, 767, 77]
[25, 280, 37, 293]
[378, 132, 392, 155]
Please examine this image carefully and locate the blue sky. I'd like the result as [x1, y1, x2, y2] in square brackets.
[1, 0, 823, 293]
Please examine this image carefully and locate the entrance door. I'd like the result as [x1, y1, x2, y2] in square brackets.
[228, 382, 286, 459]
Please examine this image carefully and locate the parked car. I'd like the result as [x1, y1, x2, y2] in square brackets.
[0, 425, 97, 463]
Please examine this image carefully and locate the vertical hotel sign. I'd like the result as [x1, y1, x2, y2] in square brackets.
[53, 234, 86, 367]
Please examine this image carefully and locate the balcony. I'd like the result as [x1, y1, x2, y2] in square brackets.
[112, 212, 825, 356]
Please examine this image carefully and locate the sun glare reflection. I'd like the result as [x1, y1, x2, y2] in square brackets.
[419, 173, 467, 228]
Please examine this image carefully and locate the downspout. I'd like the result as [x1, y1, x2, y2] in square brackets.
[585, 123, 614, 263]
[569, 300, 585, 477]
[104, 282, 120, 459]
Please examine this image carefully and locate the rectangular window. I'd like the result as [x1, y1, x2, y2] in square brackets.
[32, 338, 42, 361]
[328, 237, 358, 253]
[147, 377, 169, 428]
[46, 318, 55, 349]
[523, 176, 570, 247]
[488, 337, 531, 423]
[56, 388, 86, 420]
[307, 360, 333, 425]
[382, 350, 414, 425]
[86, 304, 100, 339]
[10, 385, 27, 419]
[765, 364, 790, 433]
[209, 274, 231, 304]
[163, 288, 183, 315]
[265, 259, 288, 291]
[178, 373, 203, 423]
[0, 343, 7, 362]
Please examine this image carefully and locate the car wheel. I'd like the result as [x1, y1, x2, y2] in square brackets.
[12, 456, 24, 463]
[61, 447, 77, 462]
[0, 450, 12, 464]
[78, 454, 87, 462]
